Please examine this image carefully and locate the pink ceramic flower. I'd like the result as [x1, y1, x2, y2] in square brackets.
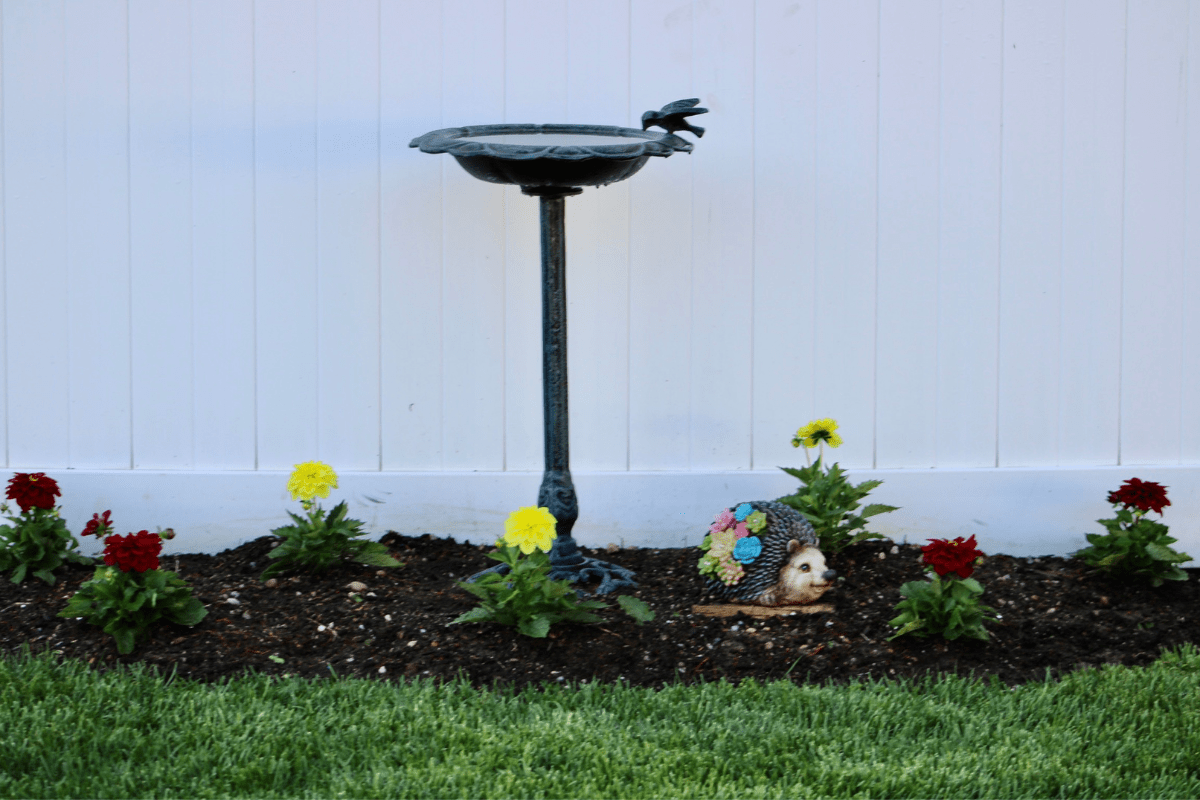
[733, 522, 750, 539]
[711, 509, 736, 533]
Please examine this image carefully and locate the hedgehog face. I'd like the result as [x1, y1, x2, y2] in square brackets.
[774, 540, 836, 605]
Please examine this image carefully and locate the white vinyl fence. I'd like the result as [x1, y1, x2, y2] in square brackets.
[1, 0, 1198, 562]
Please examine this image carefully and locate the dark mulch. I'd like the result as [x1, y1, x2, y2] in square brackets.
[1, 532, 1197, 692]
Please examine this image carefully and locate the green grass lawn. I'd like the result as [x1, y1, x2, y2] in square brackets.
[2, 642, 1198, 799]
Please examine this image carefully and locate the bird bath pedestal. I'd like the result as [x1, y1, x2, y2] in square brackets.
[410, 100, 708, 593]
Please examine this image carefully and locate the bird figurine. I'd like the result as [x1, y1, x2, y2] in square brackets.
[641, 98, 708, 138]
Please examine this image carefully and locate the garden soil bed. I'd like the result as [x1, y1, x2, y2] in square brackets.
[1, 532, 1198, 692]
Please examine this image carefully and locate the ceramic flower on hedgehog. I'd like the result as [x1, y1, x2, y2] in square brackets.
[260, 461, 402, 581]
[698, 501, 838, 606]
[0, 472, 95, 585]
[887, 535, 999, 642]
[699, 502, 766, 586]
[452, 507, 653, 637]
[1073, 478, 1191, 587]
[776, 418, 897, 554]
[60, 518, 206, 654]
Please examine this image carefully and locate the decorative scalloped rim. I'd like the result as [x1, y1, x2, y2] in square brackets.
[409, 123, 693, 161]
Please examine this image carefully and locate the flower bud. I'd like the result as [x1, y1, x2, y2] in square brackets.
[159, 527, 176, 540]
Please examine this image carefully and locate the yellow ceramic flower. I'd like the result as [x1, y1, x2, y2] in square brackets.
[708, 529, 736, 559]
[792, 418, 844, 449]
[503, 506, 557, 554]
[287, 461, 339, 502]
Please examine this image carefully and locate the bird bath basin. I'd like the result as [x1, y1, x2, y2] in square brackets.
[410, 101, 708, 593]
[409, 123, 694, 191]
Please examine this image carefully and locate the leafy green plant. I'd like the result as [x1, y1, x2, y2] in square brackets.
[0, 473, 95, 584]
[451, 507, 654, 638]
[1074, 478, 1190, 587]
[59, 526, 206, 655]
[775, 420, 897, 554]
[888, 535, 998, 641]
[261, 461, 402, 581]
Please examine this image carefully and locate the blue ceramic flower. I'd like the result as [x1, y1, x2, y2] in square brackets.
[734, 503, 753, 521]
[733, 535, 762, 564]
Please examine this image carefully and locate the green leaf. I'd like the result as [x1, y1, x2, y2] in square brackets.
[169, 597, 208, 627]
[1144, 543, 1180, 562]
[454, 580, 496, 601]
[947, 606, 964, 630]
[32, 568, 56, 585]
[450, 607, 496, 625]
[349, 542, 403, 567]
[616, 595, 655, 624]
[11, 563, 27, 584]
[959, 577, 984, 594]
[887, 619, 924, 640]
[860, 503, 899, 518]
[518, 616, 551, 638]
[112, 627, 136, 656]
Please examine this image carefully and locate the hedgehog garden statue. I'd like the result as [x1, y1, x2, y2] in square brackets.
[694, 501, 837, 617]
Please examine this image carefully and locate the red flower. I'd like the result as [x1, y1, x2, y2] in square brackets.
[82, 510, 114, 538]
[1107, 478, 1170, 515]
[102, 530, 162, 573]
[5, 472, 61, 513]
[921, 535, 984, 580]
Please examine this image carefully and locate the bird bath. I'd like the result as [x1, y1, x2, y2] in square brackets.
[410, 100, 708, 593]
[409, 122, 695, 192]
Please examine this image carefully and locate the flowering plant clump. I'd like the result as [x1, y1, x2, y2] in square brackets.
[1073, 478, 1190, 587]
[888, 535, 999, 641]
[0, 473, 96, 584]
[260, 461, 402, 581]
[452, 507, 652, 638]
[697, 503, 767, 586]
[59, 520, 206, 654]
[776, 419, 897, 554]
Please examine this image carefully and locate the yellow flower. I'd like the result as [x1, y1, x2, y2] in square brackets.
[792, 418, 844, 449]
[708, 529, 736, 559]
[503, 506, 557, 554]
[287, 461, 339, 502]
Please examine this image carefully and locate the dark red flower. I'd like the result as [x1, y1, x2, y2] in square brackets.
[5, 473, 61, 513]
[921, 535, 985, 580]
[102, 530, 162, 573]
[1107, 478, 1170, 515]
[82, 510, 114, 538]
